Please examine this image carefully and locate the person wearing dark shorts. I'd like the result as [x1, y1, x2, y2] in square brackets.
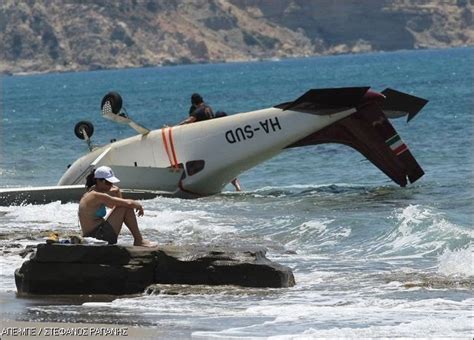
[83, 220, 118, 244]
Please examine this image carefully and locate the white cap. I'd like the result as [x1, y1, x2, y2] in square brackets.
[94, 166, 120, 183]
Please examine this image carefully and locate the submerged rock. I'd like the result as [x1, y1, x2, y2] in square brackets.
[144, 283, 284, 297]
[15, 244, 295, 295]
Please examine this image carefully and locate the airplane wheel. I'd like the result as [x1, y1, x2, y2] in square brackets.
[101, 91, 123, 114]
[74, 121, 94, 140]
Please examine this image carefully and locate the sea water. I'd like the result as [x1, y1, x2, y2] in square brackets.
[0, 48, 472, 338]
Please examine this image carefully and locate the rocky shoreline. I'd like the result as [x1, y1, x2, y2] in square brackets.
[1, 0, 472, 75]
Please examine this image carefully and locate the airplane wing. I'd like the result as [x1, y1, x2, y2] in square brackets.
[0, 185, 174, 206]
[275, 87, 371, 114]
[284, 87, 428, 186]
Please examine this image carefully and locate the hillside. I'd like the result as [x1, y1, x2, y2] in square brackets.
[1, 0, 472, 74]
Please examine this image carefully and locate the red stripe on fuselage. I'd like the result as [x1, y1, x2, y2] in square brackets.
[168, 127, 179, 168]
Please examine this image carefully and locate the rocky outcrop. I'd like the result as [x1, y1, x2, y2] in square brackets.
[15, 243, 295, 295]
[0, 0, 472, 75]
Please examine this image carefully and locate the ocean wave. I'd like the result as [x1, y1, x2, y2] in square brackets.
[280, 219, 351, 251]
[364, 204, 473, 258]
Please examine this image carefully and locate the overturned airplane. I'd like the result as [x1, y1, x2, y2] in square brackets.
[0, 87, 428, 205]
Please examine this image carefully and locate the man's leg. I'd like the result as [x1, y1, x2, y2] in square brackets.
[107, 207, 157, 247]
[231, 178, 242, 191]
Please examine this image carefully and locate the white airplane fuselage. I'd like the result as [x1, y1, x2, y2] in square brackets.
[58, 106, 355, 196]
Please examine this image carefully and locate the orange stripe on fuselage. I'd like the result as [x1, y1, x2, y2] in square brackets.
[168, 127, 179, 168]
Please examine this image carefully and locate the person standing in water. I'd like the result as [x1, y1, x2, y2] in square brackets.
[78, 166, 156, 247]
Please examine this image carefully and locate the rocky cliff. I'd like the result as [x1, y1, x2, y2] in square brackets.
[1, 0, 472, 74]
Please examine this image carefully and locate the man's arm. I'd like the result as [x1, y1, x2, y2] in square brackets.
[96, 192, 144, 216]
[178, 115, 197, 125]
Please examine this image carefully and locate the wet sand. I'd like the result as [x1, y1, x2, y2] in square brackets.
[0, 292, 160, 339]
[0, 320, 159, 339]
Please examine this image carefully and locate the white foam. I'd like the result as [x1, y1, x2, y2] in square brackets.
[438, 245, 474, 277]
[138, 207, 239, 243]
[297, 220, 329, 234]
[0, 201, 79, 232]
[265, 315, 473, 338]
[387, 205, 434, 251]
[397, 204, 433, 237]
[290, 269, 334, 286]
[193, 304, 473, 339]
[83, 294, 249, 318]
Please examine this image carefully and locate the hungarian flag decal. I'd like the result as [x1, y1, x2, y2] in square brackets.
[386, 134, 408, 156]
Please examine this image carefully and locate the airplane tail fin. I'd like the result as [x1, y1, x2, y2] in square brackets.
[286, 93, 427, 186]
